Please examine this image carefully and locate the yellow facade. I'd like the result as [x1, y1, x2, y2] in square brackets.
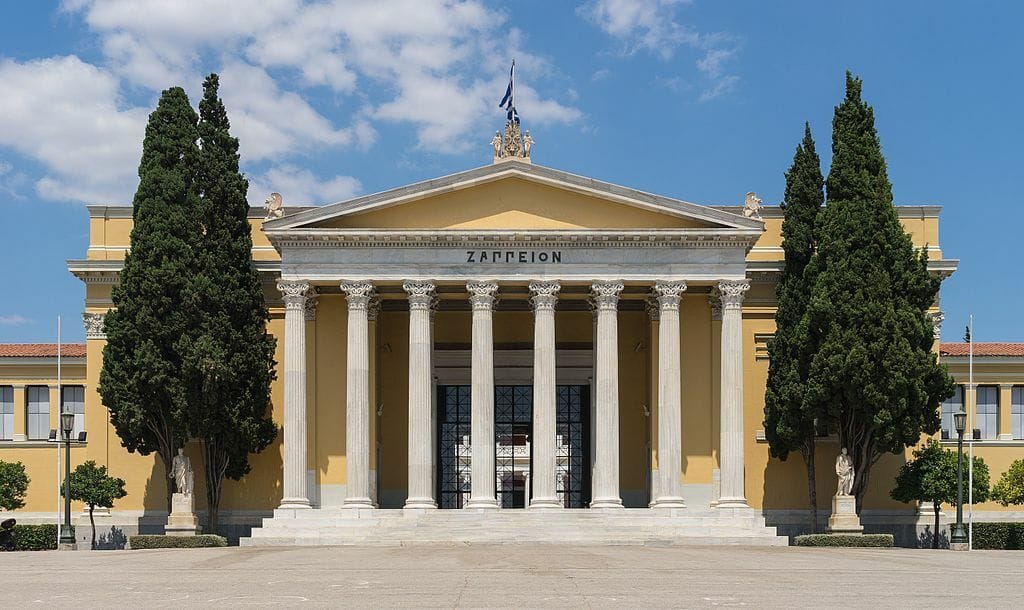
[7, 160, 1017, 541]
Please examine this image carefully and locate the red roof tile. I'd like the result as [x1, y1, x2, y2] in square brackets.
[0, 343, 87, 358]
[939, 343, 1024, 357]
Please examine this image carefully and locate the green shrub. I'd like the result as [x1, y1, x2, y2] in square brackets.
[794, 534, 894, 547]
[129, 534, 227, 549]
[11, 524, 73, 551]
[972, 523, 1024, 550]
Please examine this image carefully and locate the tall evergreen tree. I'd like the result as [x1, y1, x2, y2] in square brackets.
[185, 74, 277, 533]
[764, 123, 825, 532]
[99, 87, 200, 509]
[802, 73, 954, 510]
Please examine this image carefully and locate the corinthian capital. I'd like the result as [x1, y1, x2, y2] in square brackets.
[341, 281, 376, 311]
[529, 281, 560, 312]
[717, 279, 750, 310]
[654, 280, 687, 311]
[277, 280, 310, 310]
[467, 280, 499, 310]
[590, 281, 624, 310]
[82, 312, 106, 339]
[403, 280, 435, 310]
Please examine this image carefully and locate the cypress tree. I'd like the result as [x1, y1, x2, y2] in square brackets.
[802, 73, 954, 511]
[185, 74, 277, 533]
[764, 123, 825, 532]
[99, 87, 200, 510]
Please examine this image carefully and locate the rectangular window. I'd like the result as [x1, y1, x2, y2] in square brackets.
[1013, 386, 1024, 441]
[62, 386, 85, 438]
[976, 385, 999, 440]
[0, 386, 13, 441]
[26, 386, 50, 441]
[940, 386, 963, 437]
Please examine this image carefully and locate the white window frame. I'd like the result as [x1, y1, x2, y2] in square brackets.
[1012, 386, 1024, 441]
[26, 386, 50, 441]
[976, 385, 999, 440]
[62, 385, 86, 439]
[940, 385, 963, 437]
[0, 386, 13, 441]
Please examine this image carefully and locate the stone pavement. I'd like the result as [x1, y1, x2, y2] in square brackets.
[2, 544, 1022, 608]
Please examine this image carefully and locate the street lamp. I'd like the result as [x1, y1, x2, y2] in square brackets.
[59, 411, 75, 547]
[950, 409, 968, 550]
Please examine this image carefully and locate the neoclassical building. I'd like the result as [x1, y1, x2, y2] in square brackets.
[8, 128, 1010, 546]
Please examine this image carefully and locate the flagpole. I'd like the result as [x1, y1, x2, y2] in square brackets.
[56, 316, 62, 546]
[968, 314, 974, 550]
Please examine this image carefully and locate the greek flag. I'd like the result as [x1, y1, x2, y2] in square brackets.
[498, 60, 518, 123]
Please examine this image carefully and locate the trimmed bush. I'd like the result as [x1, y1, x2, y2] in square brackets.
[972, 523, 1024, 550]
[130, 534, 227, 549]
[11, 524, 73, 551]
[794, 534, 894, 547]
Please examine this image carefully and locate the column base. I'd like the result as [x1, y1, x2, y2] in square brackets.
[529, 497, 563, 510]
[590, 497, 624, 509]
[650, 497, 687, 509]
[279, 498, 312, 510]
[403, 498, 438, 510]
[343, 497, 376, 510]
[465, 498, 500, 510]
[715, 497, 750, 509]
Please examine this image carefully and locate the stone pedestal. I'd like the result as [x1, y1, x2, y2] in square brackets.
[165, 492, 200, 537]
[827, 494, 863, 534]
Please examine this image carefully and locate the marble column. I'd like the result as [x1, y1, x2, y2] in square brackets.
[341, 281, 375, 509]
[278, 280, 311, 509]
[651, 281, 687, 508]
[529, 281, 561, 509]
[466, 280, 500, 509]
[590, 281, 625, 509]
[403, 280, 437, 509]
[717, 279, 750, 509]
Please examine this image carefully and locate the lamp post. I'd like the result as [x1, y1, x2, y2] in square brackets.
[950, 409, 968, 550]
[59, 411, 75, 547]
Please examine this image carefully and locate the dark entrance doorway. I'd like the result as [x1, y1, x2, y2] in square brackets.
[437, 384, 590, 509]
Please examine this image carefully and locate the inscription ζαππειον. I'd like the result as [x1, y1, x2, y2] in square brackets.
[466, 250, 563, 264]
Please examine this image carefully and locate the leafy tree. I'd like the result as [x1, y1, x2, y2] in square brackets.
[0, 460, 30, 511]
[99, 87, 200, 510]
[802, 73, 955, 511]
[891, 439, 989, 548]
[184, 74, 277, 533]
[764, 123, 826, 532]
[992, 459, 1024, 507]
[65, 461, 127, 550]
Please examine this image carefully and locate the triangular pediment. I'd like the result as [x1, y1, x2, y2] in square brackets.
[264, 161, 762, 232]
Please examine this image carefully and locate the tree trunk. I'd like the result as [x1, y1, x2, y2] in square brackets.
[158, 447, 175, 515]
[202, 441, 227, 535]
[89, 504, 96, 550]
[804, 439, 818, 533]
[933, 500, 941, 549]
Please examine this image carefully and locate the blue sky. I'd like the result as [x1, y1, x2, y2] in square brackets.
[1, 1, 1021, 343]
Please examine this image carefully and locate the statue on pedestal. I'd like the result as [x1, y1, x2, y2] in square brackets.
[166, 448, 199, 536]
[171, 448, 194, 497]
[835, 447, 854, 497]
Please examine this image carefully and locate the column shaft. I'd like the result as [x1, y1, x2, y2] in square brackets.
[342, 281, 374, 509]
[278, 280, 311, 509]
[404, 281, 437, 509]
[591, 281, 624, 509]
[466, 281, 499, 509]
[529, 281, 561, 509]
[652, 281, 687, 508]
[718, 279, 750, 509]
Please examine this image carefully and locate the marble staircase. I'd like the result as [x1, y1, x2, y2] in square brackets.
[240, 508, 789, 547]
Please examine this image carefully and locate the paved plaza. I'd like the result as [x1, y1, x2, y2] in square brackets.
[2, 544, 1023, 608]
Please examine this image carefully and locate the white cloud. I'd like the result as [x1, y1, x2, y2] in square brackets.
[248, 165, 361, 206]
[0, 315, 33, 326]
[0, 55, 147, 203]
[580, 0, 696, 58]
[580, 0, 741, 102]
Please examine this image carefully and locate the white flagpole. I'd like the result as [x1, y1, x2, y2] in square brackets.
[968, 314, 974, 550]
[56, 316, 62, 546]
